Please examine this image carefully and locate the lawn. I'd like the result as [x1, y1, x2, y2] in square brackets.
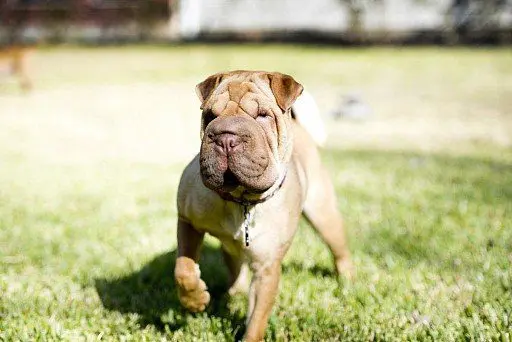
[0, 45, 511, 341]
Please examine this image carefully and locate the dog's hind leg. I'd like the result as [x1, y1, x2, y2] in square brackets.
[224, 254, 250, 295]
[222, 243, 250, 295]
[174, 219, 211, 312]
[303, 167, 353, 278]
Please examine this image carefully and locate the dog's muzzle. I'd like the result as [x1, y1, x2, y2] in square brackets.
[199, 116, 279, 194]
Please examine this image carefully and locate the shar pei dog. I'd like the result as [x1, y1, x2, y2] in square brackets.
[175, 70, 352, 341]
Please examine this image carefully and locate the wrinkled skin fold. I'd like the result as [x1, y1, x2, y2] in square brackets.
[197, 71, 295, 197]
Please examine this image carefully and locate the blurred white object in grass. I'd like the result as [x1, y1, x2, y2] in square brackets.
[292, 90, 327, 147]
[332, 93, 373, 120]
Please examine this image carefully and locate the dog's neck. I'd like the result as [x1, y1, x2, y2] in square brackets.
[217, 169, 287, 247]
[217, 168, 288, 206]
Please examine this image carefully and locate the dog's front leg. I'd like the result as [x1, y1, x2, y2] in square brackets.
[174, 219, 210, 312]
[244, 259, 281, 342]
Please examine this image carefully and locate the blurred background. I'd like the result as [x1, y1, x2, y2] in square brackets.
[1, 0, 511, 160]
[0, 1, 511, 340]
[1, 0, 512, 44]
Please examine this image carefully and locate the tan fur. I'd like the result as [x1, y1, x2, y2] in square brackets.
[0, 46, 33, 92]
[175, 71, 352, 341]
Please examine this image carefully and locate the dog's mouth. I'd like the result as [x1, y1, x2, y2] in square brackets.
[200, 154, 277, 195]
[221, 169, 240, 192]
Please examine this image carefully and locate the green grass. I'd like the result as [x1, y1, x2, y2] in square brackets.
[1, 45, 511, 340]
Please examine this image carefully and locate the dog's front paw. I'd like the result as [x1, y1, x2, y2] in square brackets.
[178, 278, 210, 312]
[175, 257, 211, 312]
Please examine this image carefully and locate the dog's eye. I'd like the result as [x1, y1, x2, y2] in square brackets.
[203, 111, 216, 127]
[257, 110, 271, 119]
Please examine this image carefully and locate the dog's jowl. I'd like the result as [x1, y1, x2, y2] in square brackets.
[175, 70, 352, 341]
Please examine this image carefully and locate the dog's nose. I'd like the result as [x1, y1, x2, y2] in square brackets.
[214, 133, 241, 155]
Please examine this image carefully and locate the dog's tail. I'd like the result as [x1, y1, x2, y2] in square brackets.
[291, 90, 327, 146]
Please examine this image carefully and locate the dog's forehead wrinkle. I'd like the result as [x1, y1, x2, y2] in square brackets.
[237, 105, 252, 117]
[208, 73, 279, 118]
[210, 91, 230, 115]
[239, 97, 259, 116]
[227, 81, 246, 103]
[221, 101, 239, 116]
[252, 76, 277, 105]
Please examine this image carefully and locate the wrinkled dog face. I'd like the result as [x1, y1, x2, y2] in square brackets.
[196, 71, 303, 195]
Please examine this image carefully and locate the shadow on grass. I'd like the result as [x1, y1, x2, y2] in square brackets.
[95, 244, 246, 338]
[94, 244, 338, 337]
[282, 259, 335, 278]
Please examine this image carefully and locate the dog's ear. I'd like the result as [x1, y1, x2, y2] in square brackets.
[268, 72, 304, 112]
[196, 73, 223, 109]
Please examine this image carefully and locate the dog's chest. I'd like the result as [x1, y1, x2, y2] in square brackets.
[186, 190, 292, 256]
[198, 201, 246, 236]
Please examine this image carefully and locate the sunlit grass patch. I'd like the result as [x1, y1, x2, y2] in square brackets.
[1, 45, 511, 340]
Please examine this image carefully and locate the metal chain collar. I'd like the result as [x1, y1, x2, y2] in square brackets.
[242, 205, 253, 247]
